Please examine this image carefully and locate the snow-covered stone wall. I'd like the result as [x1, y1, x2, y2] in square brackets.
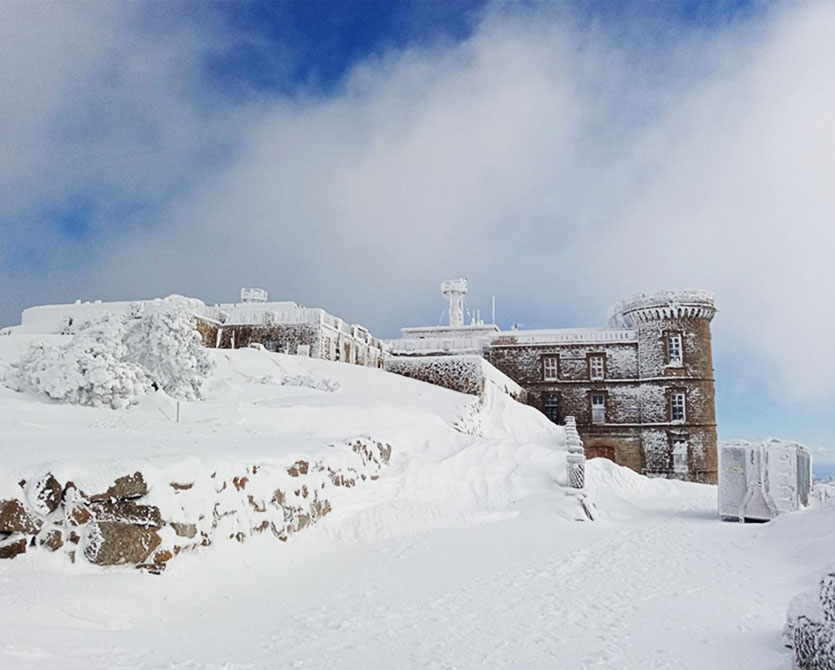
[0, 438, 392, 572]
[386, 355, 526, 401]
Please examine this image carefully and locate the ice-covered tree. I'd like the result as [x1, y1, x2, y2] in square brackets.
[10, 298, 214, 408]
[13, 314, 150, 409]
[124, 305, 214, 400]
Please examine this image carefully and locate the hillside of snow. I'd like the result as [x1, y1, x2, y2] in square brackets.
[0, 336, 833, 669]
[0, 337, 567, 520]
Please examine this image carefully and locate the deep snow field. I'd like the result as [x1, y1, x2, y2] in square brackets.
[0, 338, 833, 670]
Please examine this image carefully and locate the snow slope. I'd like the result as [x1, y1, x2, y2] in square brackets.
[0, 337, 833, 669]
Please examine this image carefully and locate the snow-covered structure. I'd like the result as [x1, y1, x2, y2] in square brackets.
[564, 416, 586, 490]
[199, 289, 386, 367]
[3, 288, 387, 369]
[389, 282, 719, 483]
[6, 295, 206, 337]
[719, 439, 812, 522]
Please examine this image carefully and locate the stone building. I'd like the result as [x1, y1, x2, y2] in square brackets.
[389, 281, 718, 483]
[4, 288, 386, 369]
[198, 289, 386, 367]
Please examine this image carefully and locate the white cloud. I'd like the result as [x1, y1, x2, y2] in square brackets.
[3, 2, 835, 405]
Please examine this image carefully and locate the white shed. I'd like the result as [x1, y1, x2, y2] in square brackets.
[719, 439, 812, 522]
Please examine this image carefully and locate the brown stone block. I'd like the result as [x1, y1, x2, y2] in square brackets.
[30, 474, 62, 514]
[89, 500, 162, 529]
[0, 536, 27, 559]
[287, 461, 308, 477]
[84, 522, 161, 565]
[90, 472, 148, 502]
[0, 499, 42, 534]
[170, 522, 197, 539]
[39, 529, 64, 551]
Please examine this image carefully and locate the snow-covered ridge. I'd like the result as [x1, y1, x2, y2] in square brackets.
[0, 337, 569, 570]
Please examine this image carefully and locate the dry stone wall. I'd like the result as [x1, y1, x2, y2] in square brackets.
[0, 438, 391, 573]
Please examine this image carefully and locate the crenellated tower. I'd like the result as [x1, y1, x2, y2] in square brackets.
[610, 291, 718, 482]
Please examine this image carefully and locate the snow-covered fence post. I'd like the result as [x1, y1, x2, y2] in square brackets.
[565, 416, 586, 490]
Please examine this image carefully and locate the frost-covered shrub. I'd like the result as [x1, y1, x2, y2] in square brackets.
[794, 616, 835, 670]
[788, 567, 835, 670]
[11, 301, 214, 408]
[124, 307, 214, 400]
[13, 314, 150, 409]
[822, 572, 835, 624]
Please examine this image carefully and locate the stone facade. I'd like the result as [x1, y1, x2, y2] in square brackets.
[391, 289, 718, 483]
[385, 354, 526, 401]
[196, 290, 387, 368]
[7, 289, 387, 370]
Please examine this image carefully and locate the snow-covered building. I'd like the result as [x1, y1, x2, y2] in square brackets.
[198, 289, 386, 367]
[389, 281, 719, 483]
[719, 439, 812, 521]
[3, 289, 387, 369]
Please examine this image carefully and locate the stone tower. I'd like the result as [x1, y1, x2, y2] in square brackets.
[610, 291, 718, 483]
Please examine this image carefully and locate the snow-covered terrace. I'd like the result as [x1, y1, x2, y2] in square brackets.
[203, 301, 381, 345]
[389, 326, 637, 355]
[6, 297, 383, 348]
[492, 327, 637, 345]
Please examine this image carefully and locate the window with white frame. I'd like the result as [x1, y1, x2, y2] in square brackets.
[589, 354, 605, 380]
[591, 393, 606, 424]
[672, 437, 689, 475]
[667, 332, 683, 365]
[670, 391, 686, 422]
[542, 355, 559, 381]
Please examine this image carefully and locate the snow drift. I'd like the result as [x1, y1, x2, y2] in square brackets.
[0, 335, 568, 570]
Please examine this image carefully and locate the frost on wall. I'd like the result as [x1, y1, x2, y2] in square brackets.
[9, 299, 215, 408]
[386, 355, 525, 401]
[386, 356, 484, 396]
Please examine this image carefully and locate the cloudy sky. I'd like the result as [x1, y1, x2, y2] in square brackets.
[2, 1, 834, 469]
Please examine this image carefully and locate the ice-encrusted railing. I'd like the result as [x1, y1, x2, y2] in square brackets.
[565, 416, 586, 490]
[497, 329, 636, 345]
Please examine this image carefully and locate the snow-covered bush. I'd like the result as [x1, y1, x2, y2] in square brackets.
[13, 314, 150, 409]
[124, 307, 214, 400]
[788, 567, 835, 670]
[10, 300, 214, 408]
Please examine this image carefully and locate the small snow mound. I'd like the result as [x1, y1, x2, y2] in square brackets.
[586, 457, 716, 518]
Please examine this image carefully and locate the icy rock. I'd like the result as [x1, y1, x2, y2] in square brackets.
[287, 461, 309, 477]
[0, 498, 42, 534]
[0, 535, 27, 559]
[170, 522, 197, 539]
[90, 472, 148, 501]
[39, 528, 64, 551]
[84, 521, 161, 565]
[26, 473, 62, 515]
[89, 500, 162, 528]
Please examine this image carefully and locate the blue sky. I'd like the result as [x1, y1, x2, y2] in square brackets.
[1, 1, 834, 472]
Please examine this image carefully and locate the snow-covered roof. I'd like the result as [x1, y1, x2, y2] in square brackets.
[491, 327, 637, 345]
[15, 296, 206, 335]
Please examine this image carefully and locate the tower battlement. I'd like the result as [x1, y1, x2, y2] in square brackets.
[609, 290, 716, 327]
